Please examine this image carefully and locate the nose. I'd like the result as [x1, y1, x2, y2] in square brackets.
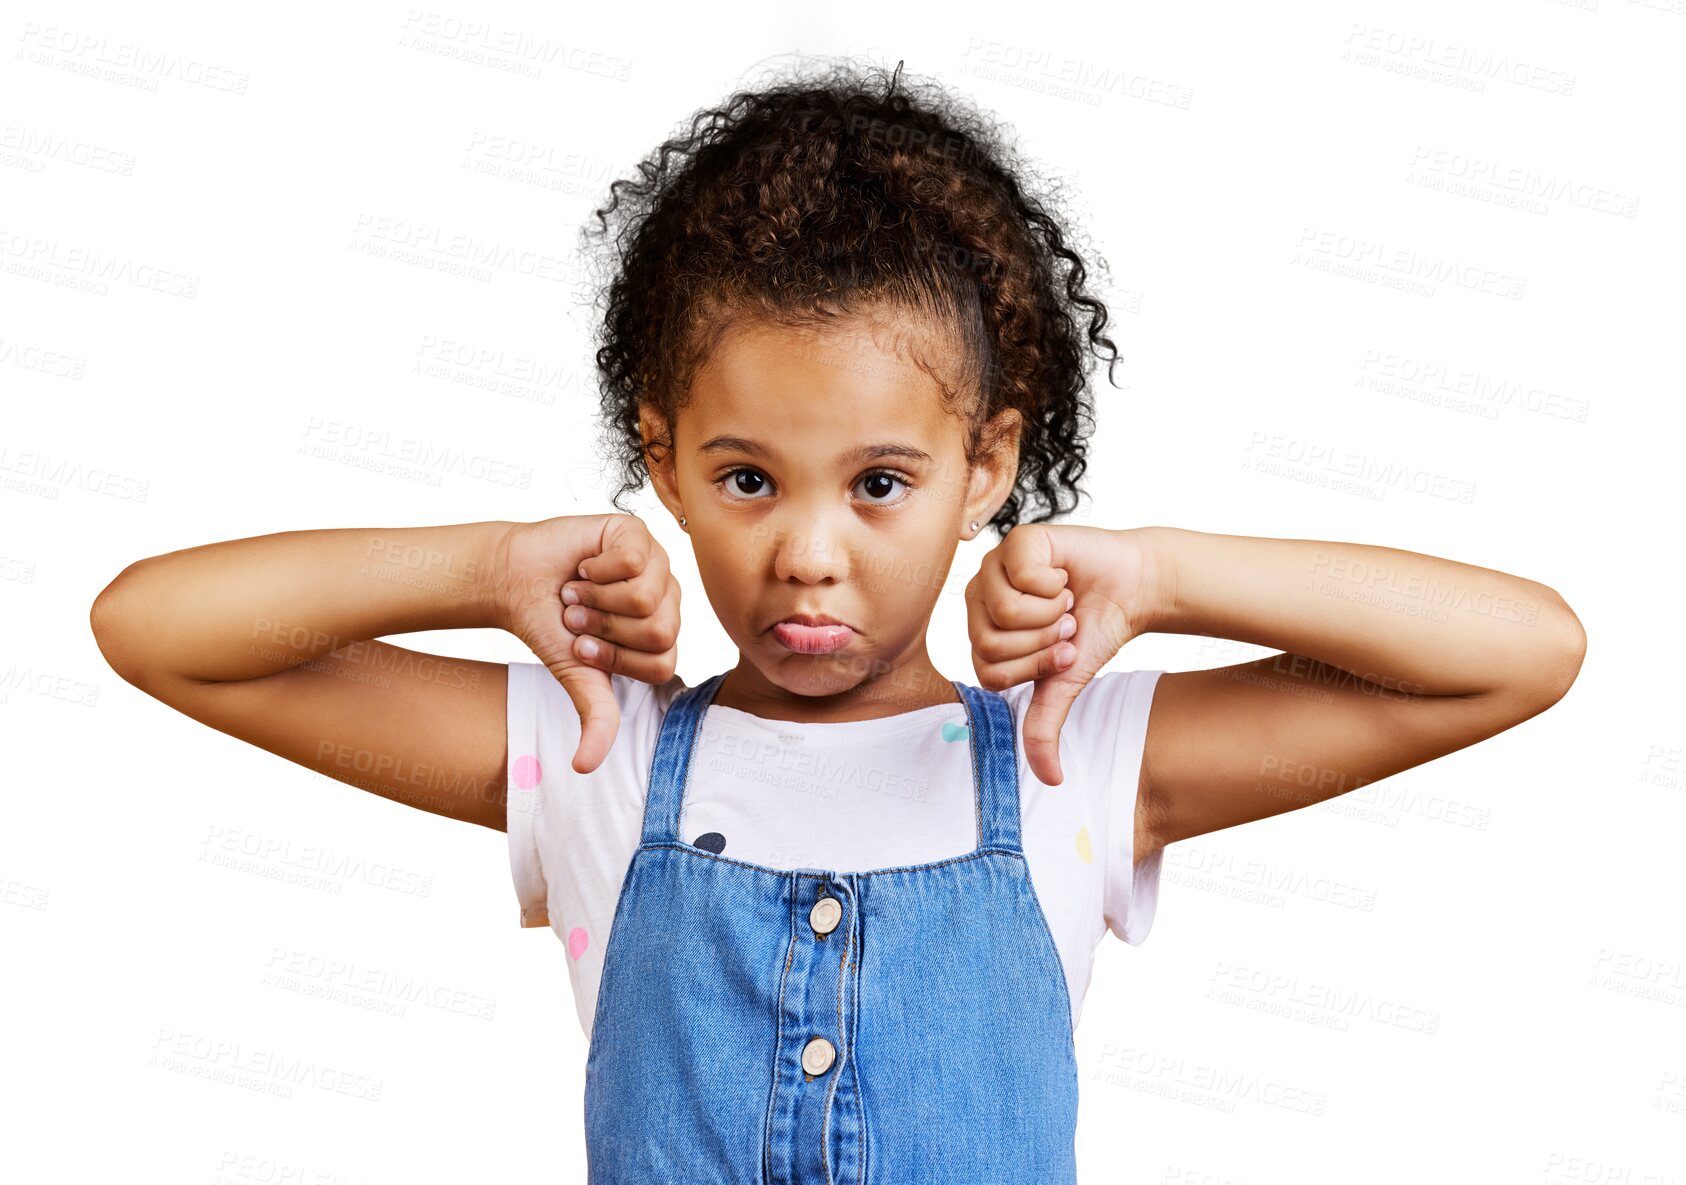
[767, 510, 851, 586]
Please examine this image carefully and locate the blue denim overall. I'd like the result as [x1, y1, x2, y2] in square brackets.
[584, 671, 1079, 1185]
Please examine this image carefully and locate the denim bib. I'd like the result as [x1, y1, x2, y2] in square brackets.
[584, 671, 1079, 1184]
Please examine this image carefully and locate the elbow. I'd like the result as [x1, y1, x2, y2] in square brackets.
[1532, 592, 1587, 710]
[89, 581, 126, 679]
[90, 562, 131, 642]
[89, 561, 148, 685]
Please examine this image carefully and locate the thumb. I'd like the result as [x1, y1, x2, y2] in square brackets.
[556, 663, 620, 775]
[1020, 633, 1110, 786]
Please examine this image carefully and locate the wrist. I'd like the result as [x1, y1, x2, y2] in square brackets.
[476, 519, 521, 632]
[1118, 525, 1183, 636]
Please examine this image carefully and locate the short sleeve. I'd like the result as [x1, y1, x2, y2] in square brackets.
[505, 662, 557, 928]
[1098, 669, 1166, 945]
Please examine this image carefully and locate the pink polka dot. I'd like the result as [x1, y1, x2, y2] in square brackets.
[567, 927, 591, 961]
[511, 755, 542, 790]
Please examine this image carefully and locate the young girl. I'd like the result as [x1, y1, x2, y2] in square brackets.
[91, 60, 1585, 1184]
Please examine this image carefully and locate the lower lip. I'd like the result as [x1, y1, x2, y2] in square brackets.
[771, 621, 856, 655]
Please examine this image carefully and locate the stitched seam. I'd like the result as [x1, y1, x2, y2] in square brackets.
[962, 681, 986, 849]
[851, 878, 865, 1185]
[1014, 848, 1080, 1040]
[765, 879, 798, 1185]
[989, 683, 1022, 852]
[639, 843, 1022, 879]
[582, 847, 646, 1059]
[821, 882, 851, 1185]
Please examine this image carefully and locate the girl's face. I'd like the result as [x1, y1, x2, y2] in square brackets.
[643, 314, 1019, 712]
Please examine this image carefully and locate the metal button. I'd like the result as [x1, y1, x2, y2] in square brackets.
[809, 896, 842, 935]
[801, 1036, 836, 1076]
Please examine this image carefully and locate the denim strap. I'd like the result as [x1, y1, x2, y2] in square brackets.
[640, 671, 727, 846]
[951, 679, 1022, 853]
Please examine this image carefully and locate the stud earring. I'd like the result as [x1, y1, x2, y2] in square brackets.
[678, 515, 687, 528]
[969, 520, 979, 533]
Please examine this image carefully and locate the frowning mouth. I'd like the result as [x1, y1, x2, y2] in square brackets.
[776, 613, 847, 628]
[769, 614, 856, 655]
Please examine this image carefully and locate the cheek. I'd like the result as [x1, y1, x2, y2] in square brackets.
[693, 526, 768, 587]
[869, 529, 951, 605]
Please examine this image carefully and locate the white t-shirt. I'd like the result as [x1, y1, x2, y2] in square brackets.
[504, 663, 1166, 1038]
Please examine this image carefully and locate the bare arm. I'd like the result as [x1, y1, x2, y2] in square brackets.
[1131, 526, 1588, 861]
[89, 522, 517, 830]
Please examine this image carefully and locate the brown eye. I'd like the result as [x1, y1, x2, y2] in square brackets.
[721, 468, 771, 499]
[854, 471, 909, 504]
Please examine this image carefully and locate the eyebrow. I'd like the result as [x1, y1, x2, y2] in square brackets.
[697, 435, 934, 465]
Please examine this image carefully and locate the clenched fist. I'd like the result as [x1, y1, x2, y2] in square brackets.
[493, 513, 681, 774]
[965, 523, 1157, 786]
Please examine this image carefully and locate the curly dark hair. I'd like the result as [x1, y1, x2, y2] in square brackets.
[579, 56, 1123, 538]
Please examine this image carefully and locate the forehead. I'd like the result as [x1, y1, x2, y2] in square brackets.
[681, 315, 970, 458]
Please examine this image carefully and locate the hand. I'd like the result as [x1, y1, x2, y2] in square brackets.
[965, 524, 1158, 785]
[493, 514, 681, 774]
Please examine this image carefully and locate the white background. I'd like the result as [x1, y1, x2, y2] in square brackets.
[4, 1, 1683, 1182]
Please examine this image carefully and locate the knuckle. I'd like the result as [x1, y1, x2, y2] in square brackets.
[974, 634, 1009, 663]
[1001, 601, 1034, 630]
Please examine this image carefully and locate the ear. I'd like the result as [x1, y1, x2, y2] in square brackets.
[638, 402, 684, 520]
[962, 407, 1022, 534]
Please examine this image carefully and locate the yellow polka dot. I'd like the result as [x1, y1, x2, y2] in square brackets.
[1074, 826, 1093, 864]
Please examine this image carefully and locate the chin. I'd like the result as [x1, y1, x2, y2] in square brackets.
[765, 657, 860, 697]
[752, 647, 878, 698]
